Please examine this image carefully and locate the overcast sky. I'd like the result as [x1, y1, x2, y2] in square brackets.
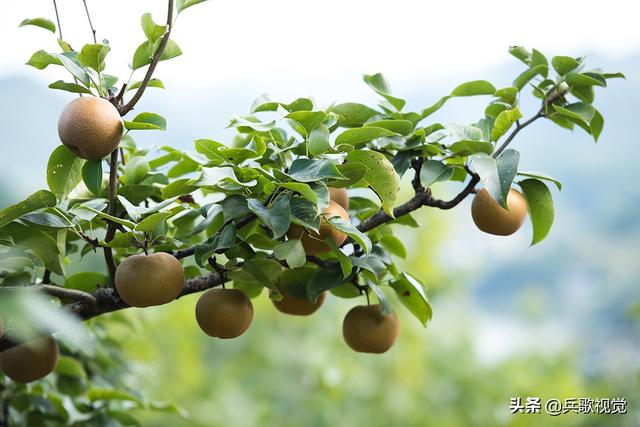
[1, 0, 638, 105]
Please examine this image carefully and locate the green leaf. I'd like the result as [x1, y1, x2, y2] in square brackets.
[518, 178, 555, 245]
[565, 72, 606, 88]
[251, 95, 314, 113]
[47, 145, 85, 199]
[52, 53, 91, 87]
[19, 18, 56, 33]
[273, 239, 306, 268]
[26, 49, 62, 69]
[367, 281, 393, 315]
[177, 0, 209, 13]
[591, 109, 604, 142]
[308, 124, 331, 156]
[285, 111, 327, 136]
[247, 195, 291, 239]
[363, 73, 406, 111]
[288, 159, 345, 182]
[420, 160, 453, 188]
[82, 160, 103, 195]
[307, 265, 345, 303]
[491, 108, 522, 141]
[451, 80, 496, 97]
[335, 127, 398, 147]
[449, 140, 494, 155]
[390, 273, 432, 326]
[517, 171, 562, 190]
[88, 388, 143, 406]
[513, 64, 548, 90]
[48, 80, 93, 94]
[508, 46, 531, 64]
[55, 355, 87, 379]
[328, 163, 367, 188]
[290, 197, 320, 231]
[141, 13, 167, 42]
[77, 43, 110, 73]
[571, 85, 595, 104]
[277, 182, 317, 205]
[132, 39, 182, 70]
[0, 190, 57, 230]
[495, 87, 518, 104]
[324, 238, 353, 278]
[124, 157, 151, 184]
[126, 78, 165, 91]
[243, 258, 282, 290]
[20, 212, 71, 229]
[64, 272, 109, 293]
[552, 56, 580, 75]
[380, 235, 406, 258]
[124, 112, 167, 131]
[345, 150, 399, 216]
[471, 151, 520, 208]
[364, 120, 413, 136]
[136, 211, 172, 233]
[422, 80, 496, 119]
[329, 103, 379, 127]
[75, 204, 136, 229]
[327, 216, 372, 253]
[552, 102, 595, 125]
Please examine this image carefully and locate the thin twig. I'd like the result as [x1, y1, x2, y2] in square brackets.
[81, 0, 97, 43]
[119, 0, 174, 115]
[52, 0, 63, 39]
[492, 109, 545, 158]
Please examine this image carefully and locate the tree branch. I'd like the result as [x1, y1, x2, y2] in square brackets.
[103, 149, 119, 284]
[81, 0, 98, 44]
[118, 0, 174, 115]
[492, 108, 545, 158]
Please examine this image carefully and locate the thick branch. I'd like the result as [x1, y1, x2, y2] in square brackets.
[119, 0, 174, 115]
[0, 272, 226, 352]
[103, 150, 119, 284]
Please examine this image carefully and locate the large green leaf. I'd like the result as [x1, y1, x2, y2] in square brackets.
[0, 190, 57, 230]
[329, 103, 379, 127]
[420, 160, 453, 188]
[307, 265, 345, 303]
[141, 13, 167, 42]
[287, 159, 345, 182]
[19, 18, 56, 33]
[47, 145, 85, 199]
[132, 39, 182, 70]
[345, 150, 399, 216]
[48, 80, 93, 94]
[82, 160, 103, 195]
[327, 217, 372, 253]
[26, 49, 62, 69]
[77, 43, 110, 73]
[124, 112, 167, 131]
[422, 80, 496, 118]
[363, 73, 406, 111]
[52, 53, 91, 87]
[273, 239, 306, 268]
[552, 56, 581, 75]
[247, 195, 291, 239]
[517, 171, 562, 190]
[491, 108, 522, 141]
[335, 127, 398, 147]
[308, 124, 331, 156]
[518, 178, 554, 245]
[390, 272, 432, 326]
[471, 149, 520, 208]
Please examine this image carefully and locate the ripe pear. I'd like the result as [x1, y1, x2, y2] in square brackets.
[343, 305, 398, 354]
[196, 288, 253, 339]
[273, 290, 326, 316]
[0, 336, 59, 383]
[287, 200, 349, 255]
[329, 187, 349, 210]
[115, 252, 185, 308]
[58, 96, 123, 160]
[471, 188, 527, 236]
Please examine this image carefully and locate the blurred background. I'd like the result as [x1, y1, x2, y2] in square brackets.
[1, 1, 639, 426]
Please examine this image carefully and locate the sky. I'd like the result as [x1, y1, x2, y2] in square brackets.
[1, 0, 638, 105]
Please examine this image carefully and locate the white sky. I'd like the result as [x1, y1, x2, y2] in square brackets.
[0, 0, 638, 105]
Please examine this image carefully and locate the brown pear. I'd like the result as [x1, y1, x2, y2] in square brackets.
[343, 305, 398, 354]
[471, 188, 528, 236]
[329, 187, 349, 210]
[287, 200, 349, 255]
[115, 252, 185, 308]
[58, 96, 123, 160]
[273, 290, 326, 316]
[0, 336, 59, 383]
[196, 288, 253, 339]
